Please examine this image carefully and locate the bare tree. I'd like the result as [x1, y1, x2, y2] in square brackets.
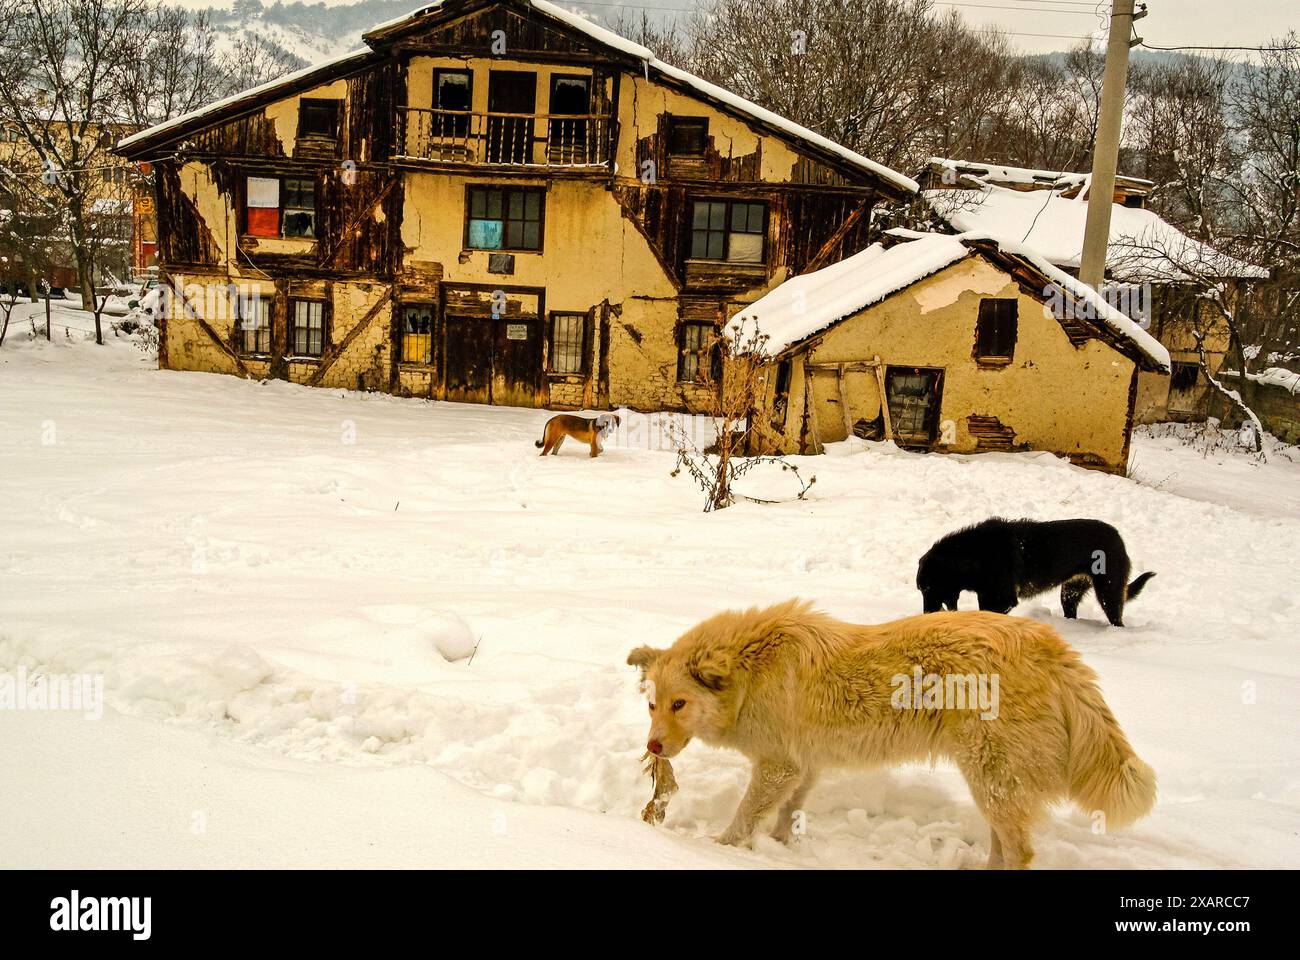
[0, 0, 147, 336]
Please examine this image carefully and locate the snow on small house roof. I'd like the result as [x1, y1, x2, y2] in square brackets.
[925, 181, 1266, 282]
[927, 157, 1154, 193]
[727, 230, 1171, 372]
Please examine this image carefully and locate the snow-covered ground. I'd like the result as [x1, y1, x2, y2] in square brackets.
[2, 319, 1298, 869]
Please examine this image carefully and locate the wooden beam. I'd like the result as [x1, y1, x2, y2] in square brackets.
[836, 363, 854, 440]
[308, 287, 394, 387]
[872, 355, 893, 441]
[174, 286, 250, 379]
[802, 356, 823, 454]
[802, 200, 869, 274]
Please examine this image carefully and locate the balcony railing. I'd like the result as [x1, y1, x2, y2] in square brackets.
[395, 107, 612, 168]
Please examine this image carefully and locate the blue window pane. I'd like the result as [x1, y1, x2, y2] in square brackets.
[469, 218, 504, 249]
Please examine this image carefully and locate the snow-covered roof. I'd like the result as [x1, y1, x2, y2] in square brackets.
[119, 0, 915, 192]
[925, 181, 1266, 282]
[928, 157, 1154, 193]
[727, 230, 1171, 371]
[117, 47, 376, 153]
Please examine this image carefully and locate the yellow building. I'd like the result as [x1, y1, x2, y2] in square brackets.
[113, 0, 914, 410]
[729, 231, 1171, 472]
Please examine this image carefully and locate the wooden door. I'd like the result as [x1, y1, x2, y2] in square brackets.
[487, 71, 536, 164]
[493, 316, 542, 407]
[886, 366, 944, 449]
[444, 316, 494, 403]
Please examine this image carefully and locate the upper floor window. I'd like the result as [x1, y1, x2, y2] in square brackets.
[668, 117, 708, 156]
[298, 99, 341, 140]
[434, 70, 472, 137]
[1170, 361, 1199, 392]
[244, 175, 316, 239]
[975, 298, 1017, 362]
[689, 199, 765, 263]
[466, 186, 543, 251]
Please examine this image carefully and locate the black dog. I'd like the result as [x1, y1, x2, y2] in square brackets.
[916, 518, 1155, 626]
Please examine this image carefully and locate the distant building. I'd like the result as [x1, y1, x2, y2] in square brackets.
[919, 158, 1267, 425]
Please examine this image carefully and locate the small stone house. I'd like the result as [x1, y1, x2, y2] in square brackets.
[729, 231, 1171, 473]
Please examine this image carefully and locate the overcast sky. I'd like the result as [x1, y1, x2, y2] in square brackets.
[178, 0, 1300, 57]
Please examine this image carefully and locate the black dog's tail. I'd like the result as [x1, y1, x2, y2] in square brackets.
[1126, 571, 1155, 600]
[534, 439, 544, 448]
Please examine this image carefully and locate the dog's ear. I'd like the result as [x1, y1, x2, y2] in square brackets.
[686, 645, 733, 692]
[626, 646, 663, 672]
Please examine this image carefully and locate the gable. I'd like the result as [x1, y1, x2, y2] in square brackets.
[366, 0, 646, 65]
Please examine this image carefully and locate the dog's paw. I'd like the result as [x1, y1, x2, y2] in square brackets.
[715, 829, 753, 848]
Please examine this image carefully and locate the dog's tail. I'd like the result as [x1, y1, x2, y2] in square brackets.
[534, 439, 544, 448]
[1060, 663, 1157, 829]
[1126, 571, 1155, 600]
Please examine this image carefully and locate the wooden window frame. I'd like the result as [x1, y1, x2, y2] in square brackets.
[1170, 360, 1200, 392]
[677, 321, 720, 384]
[235, 295, 274, 358]
[287, 298, 330, 359]
[667, 117, 708, 157]
[433, 69, 473, 137]
[688, 198, 768, 264]
[548, 310, 589, 376]
[282, 176, 317, 239]
[398, 302, 437, 366]
[240, 173, 318, 241]
[297, 98, 341, 140]
[974, 297, 1018, 364]
[464, 185, 545, 253]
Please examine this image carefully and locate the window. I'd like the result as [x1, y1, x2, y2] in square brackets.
[245, 176, 281, 238]
[290, 300, 326, 357]
[689, 199, 766, 263]
[1170, 361, 1199, 392]
[298, 99, 340, 139]
[667, 117, 708, 156]
[466, 186, 543, 251]
[975, 298, 1018, 361]
[237, 295, 273, 356]
[434, 70, 472, 137]
[550, 312, 586, 374]
[678, 322, 718, 383]
[400, 303, 435, 364]
[282, 177, 316, 238]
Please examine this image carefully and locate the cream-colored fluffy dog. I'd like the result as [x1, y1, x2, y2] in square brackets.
[628, 600, 1156, 868]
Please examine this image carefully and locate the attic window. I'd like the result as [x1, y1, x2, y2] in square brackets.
[298, 99, 340, 140]
[975, 298, 1017, 362]
[689, 199, 766, 263]
[667, 117, 708, 157]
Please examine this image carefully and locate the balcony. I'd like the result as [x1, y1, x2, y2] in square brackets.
[395, 107, 612, 169]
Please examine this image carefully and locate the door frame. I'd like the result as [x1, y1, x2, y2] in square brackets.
[884, 365, 945, 449]
[438, 282, 547, 406]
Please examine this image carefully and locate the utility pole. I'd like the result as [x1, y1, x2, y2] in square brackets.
[1079, 0, 1147, 289]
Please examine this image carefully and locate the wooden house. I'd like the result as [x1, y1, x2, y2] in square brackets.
[113, 0, 915, 411]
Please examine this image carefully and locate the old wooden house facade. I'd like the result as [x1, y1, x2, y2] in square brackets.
[114, 0, 915, 412]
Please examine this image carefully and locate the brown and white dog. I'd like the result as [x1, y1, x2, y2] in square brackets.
[628, 600, 1156, 868]
[535, 413, 621, 458]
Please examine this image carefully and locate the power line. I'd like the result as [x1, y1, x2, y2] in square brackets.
[1136, 41, 1299, 53]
